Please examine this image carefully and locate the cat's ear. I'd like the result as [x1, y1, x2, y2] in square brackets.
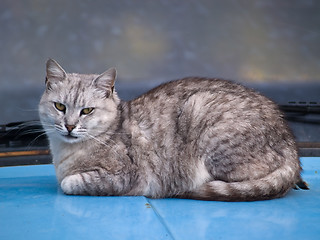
[93, 67, 117, 97]
[45, 59, 67, 87]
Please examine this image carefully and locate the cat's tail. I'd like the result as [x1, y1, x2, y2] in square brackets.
[184, 163, 302, 201]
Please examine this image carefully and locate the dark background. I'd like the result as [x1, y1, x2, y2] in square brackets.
[1, 0, 320, 143]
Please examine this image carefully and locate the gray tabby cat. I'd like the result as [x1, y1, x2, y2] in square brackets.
[39, 59, 302, 201]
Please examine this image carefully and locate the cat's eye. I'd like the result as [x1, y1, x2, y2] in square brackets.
[80, 107, 94, 115]
[54, 102, 66, 112]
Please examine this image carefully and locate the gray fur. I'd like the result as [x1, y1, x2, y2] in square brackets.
[39, 59, 301, 201]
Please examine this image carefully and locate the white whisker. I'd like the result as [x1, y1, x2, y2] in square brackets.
[26, 132, 49, 148]
[86, 133, 122, 159]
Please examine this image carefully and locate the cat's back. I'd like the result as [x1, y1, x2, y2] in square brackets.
[132, 77, 246, 102]
[127, 77, 279, 119]
[124, 77, 287, 153]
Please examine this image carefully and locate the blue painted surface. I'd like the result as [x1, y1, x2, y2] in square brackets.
[0, 157, 319, 240]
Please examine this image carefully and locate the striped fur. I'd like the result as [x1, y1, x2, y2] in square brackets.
[39, 59, 302, 201]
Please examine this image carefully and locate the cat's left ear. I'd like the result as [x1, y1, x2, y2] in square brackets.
[93, 67, 117, 97]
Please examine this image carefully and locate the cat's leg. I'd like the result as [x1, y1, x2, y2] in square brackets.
[60, 171, 114, 196]
[61, 173, 89, 195]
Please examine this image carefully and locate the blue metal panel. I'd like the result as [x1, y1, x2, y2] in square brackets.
[0, 158, 319, 240]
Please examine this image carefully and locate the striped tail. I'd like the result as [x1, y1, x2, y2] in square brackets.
[185, 163, 302, 201]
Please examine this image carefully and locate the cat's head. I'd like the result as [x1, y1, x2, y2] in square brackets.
[39, 59, 120, 144]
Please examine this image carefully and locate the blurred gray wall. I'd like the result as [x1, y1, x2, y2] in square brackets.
[1, 0, 320, 123]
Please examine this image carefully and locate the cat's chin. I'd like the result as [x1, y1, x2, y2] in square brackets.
[59, 134, 84, 144]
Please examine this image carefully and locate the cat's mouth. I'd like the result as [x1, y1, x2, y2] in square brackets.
[61, 133, 79, 142]
[65, 134, 78, 139]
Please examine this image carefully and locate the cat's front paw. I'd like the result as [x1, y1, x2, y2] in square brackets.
[61, 174, 83, 195]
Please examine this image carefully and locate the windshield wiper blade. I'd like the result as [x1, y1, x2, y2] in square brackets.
[280, 102, 320, 114]
[0, 121, 50, 166]
[279, 102, 320, 124]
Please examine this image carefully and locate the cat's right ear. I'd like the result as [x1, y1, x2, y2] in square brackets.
[45, 59, 67, 89]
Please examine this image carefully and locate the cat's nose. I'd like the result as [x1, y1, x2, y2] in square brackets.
[65, 124, 76, 133]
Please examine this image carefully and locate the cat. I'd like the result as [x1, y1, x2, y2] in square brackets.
[39, 59, 303, 201]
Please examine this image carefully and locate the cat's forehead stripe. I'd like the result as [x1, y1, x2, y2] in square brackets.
[72, 81, 82, 106]
[62, 78, 86, 107]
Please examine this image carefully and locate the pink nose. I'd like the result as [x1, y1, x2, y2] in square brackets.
[65, 124, 76, 133]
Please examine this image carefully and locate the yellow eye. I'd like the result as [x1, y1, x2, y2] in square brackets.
[81, 107, 94, 115]
[54, 102, 66, 112]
